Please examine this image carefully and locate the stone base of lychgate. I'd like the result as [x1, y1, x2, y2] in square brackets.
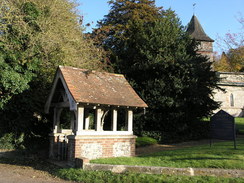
[67, 135, 136, 164]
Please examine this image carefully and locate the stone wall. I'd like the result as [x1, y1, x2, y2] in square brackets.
[83, 163, 244, 178]
[213, 72, 244, 117]
[67, 135, 136, 164]
[197, 41, 214, 62]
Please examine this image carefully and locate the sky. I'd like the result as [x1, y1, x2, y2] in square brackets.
[77, 0, 244, 53]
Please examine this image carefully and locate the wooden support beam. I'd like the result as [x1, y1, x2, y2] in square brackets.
[112, 109, 117, 131]
[76, 107, 84, 135]
[128, 110, 133, 132]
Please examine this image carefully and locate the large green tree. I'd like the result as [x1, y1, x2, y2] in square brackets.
[0, 0, 105, 147]
[91, 0, 162, 66]
[94, 0, 220, 141]
[0, 0, 104, 108]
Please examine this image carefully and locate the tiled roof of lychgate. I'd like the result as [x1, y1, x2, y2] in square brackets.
[59, 66, 148, 108]
[187, 15, 214, 42]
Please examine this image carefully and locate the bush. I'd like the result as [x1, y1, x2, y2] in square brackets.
[141, 131, 162, 142]
[136, 136, 157, 147]
[0, 133, 15, 149]
[0, 133, 25, 150]
[140, 119, 210, 144]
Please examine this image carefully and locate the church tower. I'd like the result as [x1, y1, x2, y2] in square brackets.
[187, 15, 214, 62]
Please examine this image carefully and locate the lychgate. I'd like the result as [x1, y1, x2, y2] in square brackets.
[44, 66, 147, 165]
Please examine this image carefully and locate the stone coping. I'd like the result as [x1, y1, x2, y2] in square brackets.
[218, 72, 244, 75]
[218, 82, 244, 87]
[83, 163, 244, 178]
[67, 135, 137, 140]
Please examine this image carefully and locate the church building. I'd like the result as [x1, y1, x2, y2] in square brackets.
[187, 15, 244, 117]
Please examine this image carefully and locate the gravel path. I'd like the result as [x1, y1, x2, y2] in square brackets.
[0, 163, 74, 183]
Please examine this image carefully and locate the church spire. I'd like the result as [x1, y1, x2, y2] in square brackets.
[187, 15, 214, 42]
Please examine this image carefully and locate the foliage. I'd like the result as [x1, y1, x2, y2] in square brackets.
[0, 0, 105, 108]
[140, 131, 162, 142]
[0, 133, 24, 149]
[95, 0, 219, 141]
[214, 52, 231, 71]
[228, 46, 244, 71]
[136, 136, 157, 147]
[91, 0, 162, 65]
[0, 0, 40, 108]
[215, 14, 244, 72]
[92, 138, 244, 170]
[56, 168, 244, 183]
[0, 0, 105, 148]
[214, 47, 244, 72]
[217, 13, 243, 51]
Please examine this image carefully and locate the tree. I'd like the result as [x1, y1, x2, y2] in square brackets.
[0, 0, 40, 109]
[214, 52, 231, 71]
[215, 14, 244, 71]
[91, 0, 162, 67]
[228, 46, 244, 71]
[0, 0, 105, 148]
[94, 1, 220, 141]
[214, 47, 244, 72]
[0, 0, 105, 108]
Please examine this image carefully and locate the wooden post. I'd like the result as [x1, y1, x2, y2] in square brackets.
[54, 108, 63, 133]
[53, 107, 57, 133]
[76, 107, 84, 135]
[70, 111, 75, 134]
[112, 109, 117, 131]
[84, 109, 90, 130]
[96, 109, 103, 131]
[127, 110, 133, 132]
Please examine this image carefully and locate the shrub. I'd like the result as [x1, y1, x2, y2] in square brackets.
[136, 136, 157, 147]
[141, 131, 162, 142]
[0, 133, 25, 149]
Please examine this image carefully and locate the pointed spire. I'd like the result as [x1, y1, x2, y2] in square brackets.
[187, 15, 214, 42]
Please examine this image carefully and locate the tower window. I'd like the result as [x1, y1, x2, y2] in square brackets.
[230, 93, 234, 107]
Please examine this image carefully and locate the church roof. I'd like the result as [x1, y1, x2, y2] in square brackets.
[187, 15, 214, 42]
[45, 66, 148, 113]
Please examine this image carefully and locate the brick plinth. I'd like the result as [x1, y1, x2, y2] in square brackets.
[67, 135, 136, 163]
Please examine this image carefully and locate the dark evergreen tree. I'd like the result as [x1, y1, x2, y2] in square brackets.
[94, 1, 220, 141]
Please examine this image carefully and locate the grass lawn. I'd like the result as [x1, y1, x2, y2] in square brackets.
[56, 168, 244, 183]
[1, 157, 243, 183]
[235, 118, 244, 134]
[92, 138, 244, 169]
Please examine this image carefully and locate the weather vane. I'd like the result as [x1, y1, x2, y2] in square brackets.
[193, 3, 196, 15]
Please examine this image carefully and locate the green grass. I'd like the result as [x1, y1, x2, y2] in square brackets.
[56, 168, 244, 183]
[136, 136, 157, 147]
[1, 149, 244, 183]
[92, 138, 244, 169]
[235, 118, 244, 134]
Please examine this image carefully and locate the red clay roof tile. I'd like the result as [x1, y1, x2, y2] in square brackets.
[59, 66, 148, 108]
